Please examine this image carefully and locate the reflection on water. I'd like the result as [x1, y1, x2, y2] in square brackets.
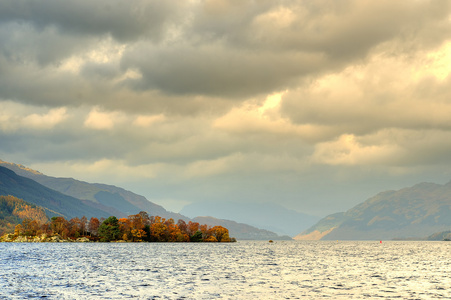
[0, 241, 450, 299]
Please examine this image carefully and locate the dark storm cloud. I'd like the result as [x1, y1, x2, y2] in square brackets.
[121, 0, 451, 99]
[121, 44, 325, 98]
[0, 0, 183, 43]
[1, 0, 450, 111]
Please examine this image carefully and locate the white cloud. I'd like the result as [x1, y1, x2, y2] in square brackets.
[133, 114, 166, 127]
[0, 102, 68, 132]
[311, 134, 402, 166]
[84, 107, 125, 130]
[23, 107, 68, 129]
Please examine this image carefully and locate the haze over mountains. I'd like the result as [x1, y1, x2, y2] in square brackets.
[0, 160, 289, 240]
[3, 158, 451, 241]
[181, 201, 319, 236]
[295, 181, 451, 240]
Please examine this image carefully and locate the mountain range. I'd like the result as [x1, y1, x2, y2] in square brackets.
[295, 181, 451, 240]
[4, 158, 451, 241]
[0, 160, 290, 240]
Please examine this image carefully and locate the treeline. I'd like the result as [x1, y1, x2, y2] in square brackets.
[12, 211, 235, 243]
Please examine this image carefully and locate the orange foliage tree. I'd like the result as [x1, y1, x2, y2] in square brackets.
[5, 209, 235, 243]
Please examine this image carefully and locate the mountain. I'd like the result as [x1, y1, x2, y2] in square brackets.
[295, 181, 451, 240]
[0, 160, 184, 221]
[181, 201, 319, 237]
[193, 216, 292, 240]
[425, 231, 451, 241]
[0, 166, 110, 219]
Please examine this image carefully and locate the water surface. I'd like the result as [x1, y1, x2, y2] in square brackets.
[0, 241, 450, 299]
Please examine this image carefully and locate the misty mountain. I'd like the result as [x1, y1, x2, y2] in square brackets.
[295, 181, 451, 240]
[0, 166, 110, 219]
[181, 201, 319, 237]
[425, 231, 451, 241]
[193, 216, 292, 240]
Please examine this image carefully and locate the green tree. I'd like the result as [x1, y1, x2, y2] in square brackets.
[190, 230, 203, 242]
[98, 216, 120, 242]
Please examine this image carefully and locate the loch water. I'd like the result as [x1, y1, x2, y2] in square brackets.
[0, 241, 450, 299]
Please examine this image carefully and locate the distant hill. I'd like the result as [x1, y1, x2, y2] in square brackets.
[295, 181, 451, 240]
[0, 195, 49, 236]
[193, 216, 292, 240]
[182, 201, 319, 237]
[0, 160, 185, 221]
[0, 166, 110, 219]
[425, 231, 451, 241]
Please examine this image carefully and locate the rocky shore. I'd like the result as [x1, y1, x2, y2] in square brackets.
[0, 234, 91, 243]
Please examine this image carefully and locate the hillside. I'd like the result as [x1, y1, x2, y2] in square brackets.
[193, 216, 292, 240]
[426, 231, 451, 241]
[0, 166, 110, 219]
[0, 195, 49, 236]
[0, 160, 185, 221]
[181, 201, 319, 237]
[295, 181, 451, 240]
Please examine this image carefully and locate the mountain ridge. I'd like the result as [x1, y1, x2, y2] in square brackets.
[0, 166, 110, 219]
[295, 181, 451, 240]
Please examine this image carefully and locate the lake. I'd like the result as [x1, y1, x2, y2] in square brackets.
[0, 241, 450, 299]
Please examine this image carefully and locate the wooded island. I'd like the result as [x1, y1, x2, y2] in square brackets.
[0, 195, 235, 243]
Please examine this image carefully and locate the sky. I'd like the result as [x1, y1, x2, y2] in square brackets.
[0, 0, 451, 216]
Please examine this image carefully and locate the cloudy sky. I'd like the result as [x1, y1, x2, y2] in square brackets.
[1, 0, 451, 216]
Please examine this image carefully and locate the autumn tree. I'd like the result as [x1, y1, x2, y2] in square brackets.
[176, 219, 190, 242]
[80, 216, 88, 236]
[187, 221, 199, 236]
[14, 224, 22, 236]
[150, 216, 168, 242]
[209, 226, 231, 242]
[129, 213, 147, 242]
[88, 217, 100, 236]
[200, 224, 211, 240]
[69, 217, 82, 238]
[50, 217, 70, 238]
[22, 219, 40, 236]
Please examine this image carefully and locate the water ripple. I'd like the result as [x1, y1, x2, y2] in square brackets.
[0, 241, 450, 299]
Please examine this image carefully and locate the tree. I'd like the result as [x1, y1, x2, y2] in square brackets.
[129, 213, 147, 242]
[98, 216, 120, 242]
[200, 224, 210, 240]
[150, 216, 168, 242]
[50, 217, 70, 238]
[14, 224, 22, 236]
[22, 219, 40, 236]
[190, 230, 203, 242]
[118, 217, 132, 241]
[69, 217, 82, 238]
[187, 221, 199, 236]
[88, 217, 100, 236]
[210, 226, 231, 242]
[80, 216, 88, 236]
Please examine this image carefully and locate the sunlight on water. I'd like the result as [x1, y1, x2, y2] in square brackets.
[0, 241, 450, 299]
